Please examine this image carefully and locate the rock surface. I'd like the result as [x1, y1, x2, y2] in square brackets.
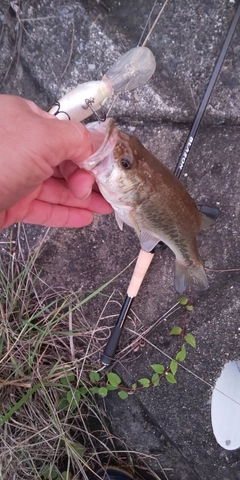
[1, 1, 240, 479]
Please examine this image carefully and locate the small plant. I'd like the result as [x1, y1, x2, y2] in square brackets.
[87, 296, 196, 400]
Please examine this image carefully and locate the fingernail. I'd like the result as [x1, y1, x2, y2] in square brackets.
[81, 188, 92, 200]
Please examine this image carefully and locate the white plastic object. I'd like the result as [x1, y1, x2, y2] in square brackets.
[48, 46, 156, 122]
[211, 360, 240, 450]
[104, 46, 156, 93]
[48, 80, 111, 122]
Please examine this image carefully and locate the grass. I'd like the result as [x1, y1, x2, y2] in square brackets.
[0, 226, 171, 480]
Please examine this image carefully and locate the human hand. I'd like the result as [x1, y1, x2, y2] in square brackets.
[0, 95, 112, 230]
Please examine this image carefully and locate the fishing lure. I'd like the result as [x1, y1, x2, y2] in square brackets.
[48, 46, 156, 122]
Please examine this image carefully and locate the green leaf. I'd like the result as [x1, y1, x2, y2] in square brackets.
[41, 465, 58, 479]
[178, 296, 188, 305]
[150, 364, 165, 374]
[132, 383, 137, 390]
[151, 373, 160, 387]
[60, 374, 75, 386]
[106, 384, 118, 391]
[138, 378, 150, 388]
[184, 333, 196, 348]
[89, 371, 100, 383]
[186, 304, 194, 311]
[89, 386, 99, 395]
[58, 472, 73, 480]
[51, 470, 59, 480]
[166, 372, 177, 384]
[170, 327, 182, 335]
[176, 344, 187, 362]
[79, 386, 87, 395]
[107, 372, 121, 387]
[98, 387, 108, 397]
[170, 359, 178, 375]
[60, 377, 68, 386]
[57, 398, 69, 411]
[118, 390, 128, 400]
[68, 441, 86, 457]
[67, 389, 81, 407]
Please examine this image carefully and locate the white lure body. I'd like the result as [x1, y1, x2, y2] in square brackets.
[48, 80, 112, 122]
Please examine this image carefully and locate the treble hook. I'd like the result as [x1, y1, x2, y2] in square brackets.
[84, 98, 106, 122]
[48, 102, 71, 120]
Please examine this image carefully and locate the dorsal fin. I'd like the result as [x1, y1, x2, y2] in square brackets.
[198, 205, 220, 230]
[200, 213, 215, 230]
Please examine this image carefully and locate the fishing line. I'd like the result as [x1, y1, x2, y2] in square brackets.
[106, 0, 168, 116]
[100, 1, 240, 367]
[101, 1, 172, 365]
[114, 319, 240, 408]
[113, 303, 181, 359]
[111, 307, 240, 407]
[138, 0, 170, 48]
[43, 2, 240, 404]
[137, 0, 159, 47]
[139, 336, 240, 408]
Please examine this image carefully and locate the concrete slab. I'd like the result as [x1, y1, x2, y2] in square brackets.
[1, 1, 240, 479]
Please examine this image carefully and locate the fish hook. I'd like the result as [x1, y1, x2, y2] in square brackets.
[48, 102, 71, 120]
[84, 97, 106, 122]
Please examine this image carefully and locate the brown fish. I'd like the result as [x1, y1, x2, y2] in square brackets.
[80, 119, 212, 293]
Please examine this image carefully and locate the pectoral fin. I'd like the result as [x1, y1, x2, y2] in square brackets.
[139, 230, 160, 252]
[114, 212, 124, 231]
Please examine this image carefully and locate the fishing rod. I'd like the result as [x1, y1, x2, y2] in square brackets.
[100, 1, 240, 367]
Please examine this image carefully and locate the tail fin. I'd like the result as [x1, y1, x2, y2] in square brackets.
[174, 260, 209, 294]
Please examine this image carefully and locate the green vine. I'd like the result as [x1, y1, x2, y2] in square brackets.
[57, 296, 196, 405]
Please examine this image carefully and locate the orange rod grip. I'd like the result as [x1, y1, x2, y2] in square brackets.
[127, 249, 154, 298]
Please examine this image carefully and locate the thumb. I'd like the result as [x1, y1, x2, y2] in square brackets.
[27, 112, 94, 168]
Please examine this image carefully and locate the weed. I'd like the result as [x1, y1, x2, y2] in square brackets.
[87, 296, 196, 399]
[0, 227, 168, 480]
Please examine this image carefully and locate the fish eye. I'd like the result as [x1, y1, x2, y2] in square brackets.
[120, 156, 132, 169]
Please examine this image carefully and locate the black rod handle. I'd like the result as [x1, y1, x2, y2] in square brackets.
[101, 295, 133, 366]
[198, 204, 220, 220]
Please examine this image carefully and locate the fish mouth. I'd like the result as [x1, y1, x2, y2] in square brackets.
[80, 118, 118, 171]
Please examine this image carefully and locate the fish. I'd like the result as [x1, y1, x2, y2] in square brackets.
[80, 119, 213, 293]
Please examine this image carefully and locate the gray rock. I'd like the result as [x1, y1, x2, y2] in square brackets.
[1, 1, 240, 479]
